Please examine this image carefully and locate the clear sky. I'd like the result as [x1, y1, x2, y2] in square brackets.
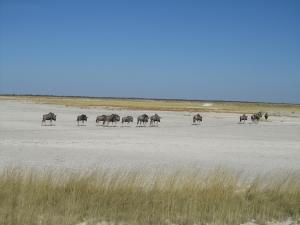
[0, 0, 299, 103]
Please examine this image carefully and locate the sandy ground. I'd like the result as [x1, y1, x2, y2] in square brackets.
[1, 100, 300, 175]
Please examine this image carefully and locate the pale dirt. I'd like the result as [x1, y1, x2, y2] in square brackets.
[0, 100, 300, 175]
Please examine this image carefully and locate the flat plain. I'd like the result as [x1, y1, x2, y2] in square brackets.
[1, 96, 300, 174]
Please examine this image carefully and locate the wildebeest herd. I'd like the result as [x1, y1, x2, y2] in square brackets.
[41, 111, 269, 126]
[41, 112, 163, 126]
[239, 112, 269, 123]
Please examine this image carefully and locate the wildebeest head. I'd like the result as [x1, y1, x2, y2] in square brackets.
[49, 112, 56, 121]
[195, 113, 201, 119]
[111, 114, 120, 122]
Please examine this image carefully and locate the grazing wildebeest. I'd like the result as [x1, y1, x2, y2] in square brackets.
[137, 114, 149, 125]
[240, 114, 248, 123]
[41, 112, 56, 125]
[264, 112, 269, 120]
[104, 114, 120, 125]
[96, 115, 107, 125]
[77, 114, 88, 125]
[122, 116, 133, 124]
[150, 114, 161, 125]
[193, 113, 202, 123]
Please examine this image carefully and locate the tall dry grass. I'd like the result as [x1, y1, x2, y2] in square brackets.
[0, 168, 300, 225]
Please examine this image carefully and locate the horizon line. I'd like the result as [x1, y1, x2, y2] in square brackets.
[1, 93, 299, 106]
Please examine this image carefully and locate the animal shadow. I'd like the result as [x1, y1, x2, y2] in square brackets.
[136, 125, 147, 128]
[149, 124, 159, 128]
[41, 124, 56, 126]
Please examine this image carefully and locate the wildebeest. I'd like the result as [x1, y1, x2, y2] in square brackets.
[150, 114, 161, 125]
[137, 114, 149, 125]
[256, 112, 263, 119]
[251, 112, 263, 122]
[122, 116, 133, 124]
[41, 112, 56, 125]
[240, 114, 248, 123]
[105, 114, 120, 125]
[193, 113, 202, 123]
[264, 112, 269, 120]
[77, 114, 88, 125]
[96, 115, 107, 125]
[96, 114, 120, 126]
[251, 113, 260, 122]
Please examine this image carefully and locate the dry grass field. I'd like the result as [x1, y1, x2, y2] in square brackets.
[1, 168, 300, 225]
[1, 95, 300, 115]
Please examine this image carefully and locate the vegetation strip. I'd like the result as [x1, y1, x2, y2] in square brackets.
[1, 168, 300, 225]
[1, 95, 300, 114]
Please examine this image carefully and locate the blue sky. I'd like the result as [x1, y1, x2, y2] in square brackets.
[0, 0, 299, 103]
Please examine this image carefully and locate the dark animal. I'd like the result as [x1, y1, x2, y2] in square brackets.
[240, 114, 248, 123]
[150, 114, 161, 125]
[122, 116, 133, 124]
[96, 115, 107, 125]
[257, 112, 263, 119]
[77, 114, 88, 125]
[41, 112, 56, 125]
[251, 112, 263, 122]
[96, 114, 120, 125]
[264, 112, 269, 120]
[251, 114, 260, 122]
[193, 114, 202, 123]
[104, 114, 120, 125]
[137, 114, 149, 125]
